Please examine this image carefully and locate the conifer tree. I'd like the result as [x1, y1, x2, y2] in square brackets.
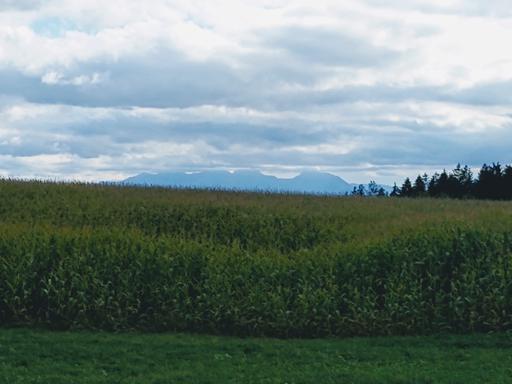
[400, 177, 413, 197]
[390, 183, 400, 197]
[412, 175, 426, 196]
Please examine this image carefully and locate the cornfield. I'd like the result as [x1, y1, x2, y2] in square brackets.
[1, 179, 512, 337]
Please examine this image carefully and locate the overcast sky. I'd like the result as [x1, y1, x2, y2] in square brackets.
[1, 0, 511, 184]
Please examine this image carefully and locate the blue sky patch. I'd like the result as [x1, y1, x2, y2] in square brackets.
[30, 17, 93, 37]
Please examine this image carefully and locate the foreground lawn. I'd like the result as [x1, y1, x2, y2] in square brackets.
[1, 329, 511, 383]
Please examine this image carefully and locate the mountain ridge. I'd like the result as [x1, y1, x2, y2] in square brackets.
[122, 170, 389, 195]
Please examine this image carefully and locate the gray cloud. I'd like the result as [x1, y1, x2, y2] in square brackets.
[0, 54, 241, 108]
[2, 97, 510, 183]
[262, 26, 400, 68]
[4, 65, 512, 112]
[1, 0, 512, 184]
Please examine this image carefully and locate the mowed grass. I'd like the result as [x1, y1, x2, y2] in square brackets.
[1, 328, 512, 384]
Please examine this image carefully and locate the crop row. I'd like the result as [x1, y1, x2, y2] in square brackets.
[1, 224, 511, 337]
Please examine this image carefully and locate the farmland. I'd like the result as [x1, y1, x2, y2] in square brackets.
[2, 328, 512, 383]
[1, 179, 512, 337]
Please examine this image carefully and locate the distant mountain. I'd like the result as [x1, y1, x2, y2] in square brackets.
[122, 170, 359, 195]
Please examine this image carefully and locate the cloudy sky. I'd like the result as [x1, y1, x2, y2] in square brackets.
[1, 0, 511, 184]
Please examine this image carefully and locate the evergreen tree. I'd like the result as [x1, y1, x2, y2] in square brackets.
[437, 170, 450, 197]
[475, 163, 503, 199]
[400, 177, 413, 197]
[422, 173, 429, 186]
[351, 184, 367, 196]
[367, 181, 380, 196]
[412, 175, 426, 197]
[449, 163, 473, 198]
[458, 165, 473, 197]
[397, 162, 512, 200]
[503, 165, 512, 199]
[428, 173, 440, 197]
[390, 183, 400, 197]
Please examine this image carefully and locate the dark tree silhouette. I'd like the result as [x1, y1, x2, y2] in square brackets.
[390, 183, 400, 197]
[452, 164, 473, 198]
[367, 181, 380, 196]
[503, 165, 512, 199]
[400, 177, 413, 197]
[351, 184, 367, 196]
[475, 163, 503, 199]
[412, 175, 426, 197]
[396, 162, 512, 200]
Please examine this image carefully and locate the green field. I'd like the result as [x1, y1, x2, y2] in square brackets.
[2, 328, 512, 383]
[2, 180, 512, 382]
[1, 179, 512, 337]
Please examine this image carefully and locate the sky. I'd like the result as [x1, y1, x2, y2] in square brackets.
[0, 0, 511, 184]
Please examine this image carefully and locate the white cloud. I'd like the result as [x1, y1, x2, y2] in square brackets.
[41, 71, 106, 85]
[1, 0, 512, 184]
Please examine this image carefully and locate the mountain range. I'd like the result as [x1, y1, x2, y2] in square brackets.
[122, 170, 389, 195]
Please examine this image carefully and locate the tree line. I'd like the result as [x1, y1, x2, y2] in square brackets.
[350, 163, 512, 200]
[392, 163, 512, 199]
